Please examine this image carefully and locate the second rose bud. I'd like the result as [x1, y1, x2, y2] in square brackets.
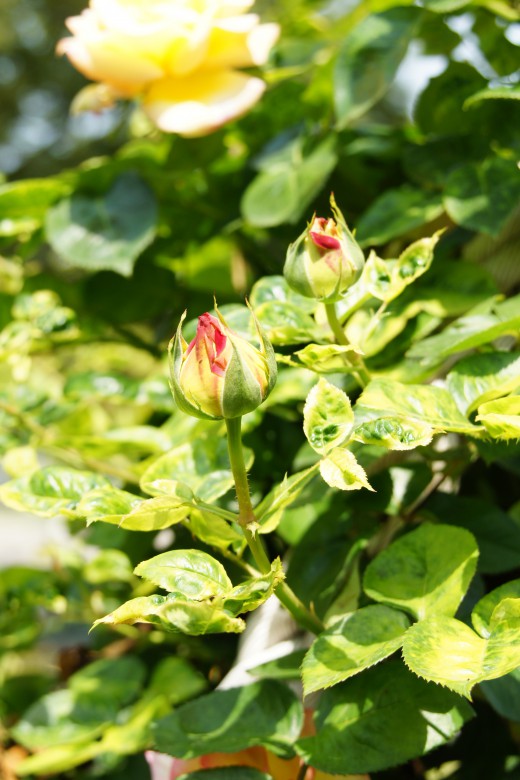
[284, 194, 365, 302]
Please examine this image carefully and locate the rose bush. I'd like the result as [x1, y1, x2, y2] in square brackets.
[58, 0, 279, 135]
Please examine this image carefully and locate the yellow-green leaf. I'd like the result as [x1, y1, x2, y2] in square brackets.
[363, 524, 479, 620]
[302, 605, 410, 695]
[319, 448, 373, 491]
[402, 598, 520, 698]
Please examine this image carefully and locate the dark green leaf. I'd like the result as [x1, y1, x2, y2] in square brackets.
[241, 136, 337, 227]
[302, 605, 410, 694]
[425, 494, 520, 574]
[363, 523, 479, 619]
[154, 681, 303, 760]
[45, 172, 157, 277]
[334, 8, 420, 127]
[356, 187, 444, 247]
[444, 157, 520, 237]
[296, 661, 474, 773]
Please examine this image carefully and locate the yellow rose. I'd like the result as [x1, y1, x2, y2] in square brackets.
[57, 0, 279, 136]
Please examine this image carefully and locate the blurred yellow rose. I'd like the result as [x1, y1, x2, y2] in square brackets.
[57, 0, 279, 136]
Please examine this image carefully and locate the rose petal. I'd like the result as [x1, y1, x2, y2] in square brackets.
[204, 18, 279, 69]
[143, 70, 265, 136]
[58, 35, 164, 96]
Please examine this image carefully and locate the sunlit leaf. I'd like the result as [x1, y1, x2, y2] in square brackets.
[363, 523, 479, 620]
[319, 448, 373, 492]
[255, 464, 320, 533]
[154, 680, 303, 760]
[296, 661, 473, 773]
[302, 605, 410, 694]
[93, 594, 245, 635]
[477, 396, 520, 440]
[134, 550, 232, 599]
[0, 466, 110, 518]
[354, 417, 434, 450]
[354, 378, 483, 434]
[304, 379, 354, 455]
[402, 599, 520, 698]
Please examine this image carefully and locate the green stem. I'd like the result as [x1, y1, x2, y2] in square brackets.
[325, 302, 370, 388]
[226, 416, 324, 635]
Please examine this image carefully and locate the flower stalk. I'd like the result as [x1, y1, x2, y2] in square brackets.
[225, 416, 324, 635]
[325, 302, 370, 388]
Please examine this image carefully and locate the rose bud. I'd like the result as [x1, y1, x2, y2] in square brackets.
[284, 194, 365, 302]
[169, 304, 277, 420]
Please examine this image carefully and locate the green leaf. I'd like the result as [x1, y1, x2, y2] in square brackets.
[15, 742, 101, 777]
[296, 660, 474, 774]
[472, 580, 520, 638]
[408, 295, 520, 363]
[13, 658, 145, 750]
[94, 697, 167, 760]
[354, 417, 434, 450]
[414, 62, 486, 136]
[444, 157, 520, 237]
[45, 172, 157, 277]
[0, 178, 71, 237]
[83, 550, 134, 584]
[290, 343, 358, 373]
[464, 84, 520, 108]
[167, 236, 241, 297]
[92, 594, 245, 635]
[255, 300, 322, 346]
[140, 437, 248, 503]
[356, 187, 444, 247]
[447, 351, 520, 415]
[302, 605, 410, 694]
[241, 136, 337, 227]
[402, 599, 520, 698]
[422, 0, 471, 10]
[249, 650, 306, 681]
[354, 378, 483, 434]
[223, 559, 284, 616]
[154, 680, 303, 760]
[64, 371, 140, 401]
[319, 448, 373, 492]
[255, 465, 320, 533]
[188, 508, 243, 551]
[120, 497, 190, 531]
[425, 493, 520, 575]
[0, 466, 110, 518]
[249, 275, 316, 313]
[303, 379, 354, 455]
[134, 550, 232, 599]
[77, 486, 143, 525]
[388, 233, 440, 298]
[77, 484, 199, 533]
[477, 396, 520, 440]
[362, 234, 440, 303]
[147, 657, 207, 706]
[480, 668, 520, 723]
[363, 523, 479, 620]
[334, 8, 419, 127]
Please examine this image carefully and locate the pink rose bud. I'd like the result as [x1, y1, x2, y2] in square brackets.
[169, 304, 277, 420]
[284, 195, 364, 302]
